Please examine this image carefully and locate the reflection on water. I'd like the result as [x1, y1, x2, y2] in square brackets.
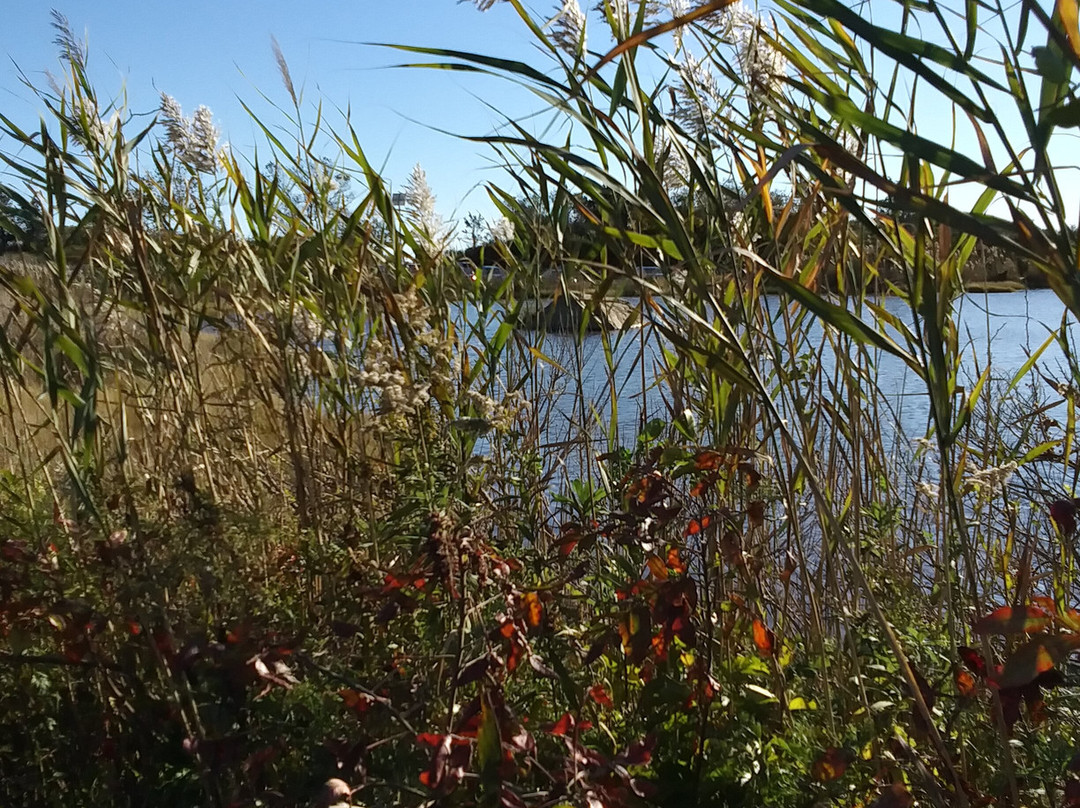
[458, 290, 1077, 492]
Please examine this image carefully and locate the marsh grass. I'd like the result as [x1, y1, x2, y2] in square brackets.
[2, 2, 1080, 806]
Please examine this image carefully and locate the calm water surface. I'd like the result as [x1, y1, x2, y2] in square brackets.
[464, 290, 1076, 461]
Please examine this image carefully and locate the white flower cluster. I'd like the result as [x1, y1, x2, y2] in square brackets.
[402, 163, 450, 253]
[464, 388, 531, 432]
[359, 336, 431, 418]
[552, 0, 588, 56]
[159, 94, 221, 174]
[964, 461, 1017, 495]
[358, 287, 533, 435]
[915, 481, 940, 502]
[717, 2, 788, 89]
[672, 52, 725, 138]
[489, 216, 515, 243]
[357, 288, 455, 431]
[74, 97, 121, 152]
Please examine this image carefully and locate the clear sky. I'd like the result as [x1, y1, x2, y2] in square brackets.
[1, 1, 553, 223]
[2, 2, 1077, 234]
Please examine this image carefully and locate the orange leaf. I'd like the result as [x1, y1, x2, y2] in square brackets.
[685, 515, 712, 537]
[507, 639, 524, 672]
[339, 689, 372, 713]
[521, 592, 543, 629]
[646, 555, 669, 580]
[955, 669, 977, 697]
[651, 632, 669, 660]
[973, 605, 1052, 635]
[690, 474, 716, 497]
[779, 551, 797, 584]
[666, 546, 687, 574]
[752, 618, 774, 657]
[738, 462, 762, 488]
[694, 450, 724, 471]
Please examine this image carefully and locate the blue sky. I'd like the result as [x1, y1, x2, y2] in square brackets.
[1, 1, 552, 222]
[2, 2, 1077, 234]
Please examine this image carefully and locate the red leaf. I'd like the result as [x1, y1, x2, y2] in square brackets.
[666, 546, 687, 573]
[1050, 499, 1080, 536]
[545, 713, 592, 736]
[549, 712, 574, 736]
[589, 684, 613, 708]
[958, 645, 989, 678]
[617, 735, 655, 766]
[416, 732, 444, 748]
[1065, 779, 1080, 808]
[973, 605, 1052, 635]
[999, 686, 1023, 730]
[752, 618, 774, 657]
[557, 523, 584, 558]
[558, 538, 579, 557]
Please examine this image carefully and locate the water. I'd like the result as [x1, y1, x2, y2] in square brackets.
[460, 290, 1077, 487]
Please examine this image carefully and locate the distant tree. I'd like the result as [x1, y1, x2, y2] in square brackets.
[0, 185, 46, 253]
[463, 211, 487, 248]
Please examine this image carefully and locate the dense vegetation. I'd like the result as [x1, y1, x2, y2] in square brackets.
[3, 1, 1080, 806]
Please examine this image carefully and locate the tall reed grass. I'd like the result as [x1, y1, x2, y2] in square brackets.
[1, 2, 1080, 806]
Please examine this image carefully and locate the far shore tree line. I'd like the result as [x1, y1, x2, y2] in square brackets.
[1, 168, 1064, 295]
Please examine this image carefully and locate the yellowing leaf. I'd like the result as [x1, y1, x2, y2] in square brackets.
[745, 683, 776, 700]
[1058, 0, 1080, 65]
